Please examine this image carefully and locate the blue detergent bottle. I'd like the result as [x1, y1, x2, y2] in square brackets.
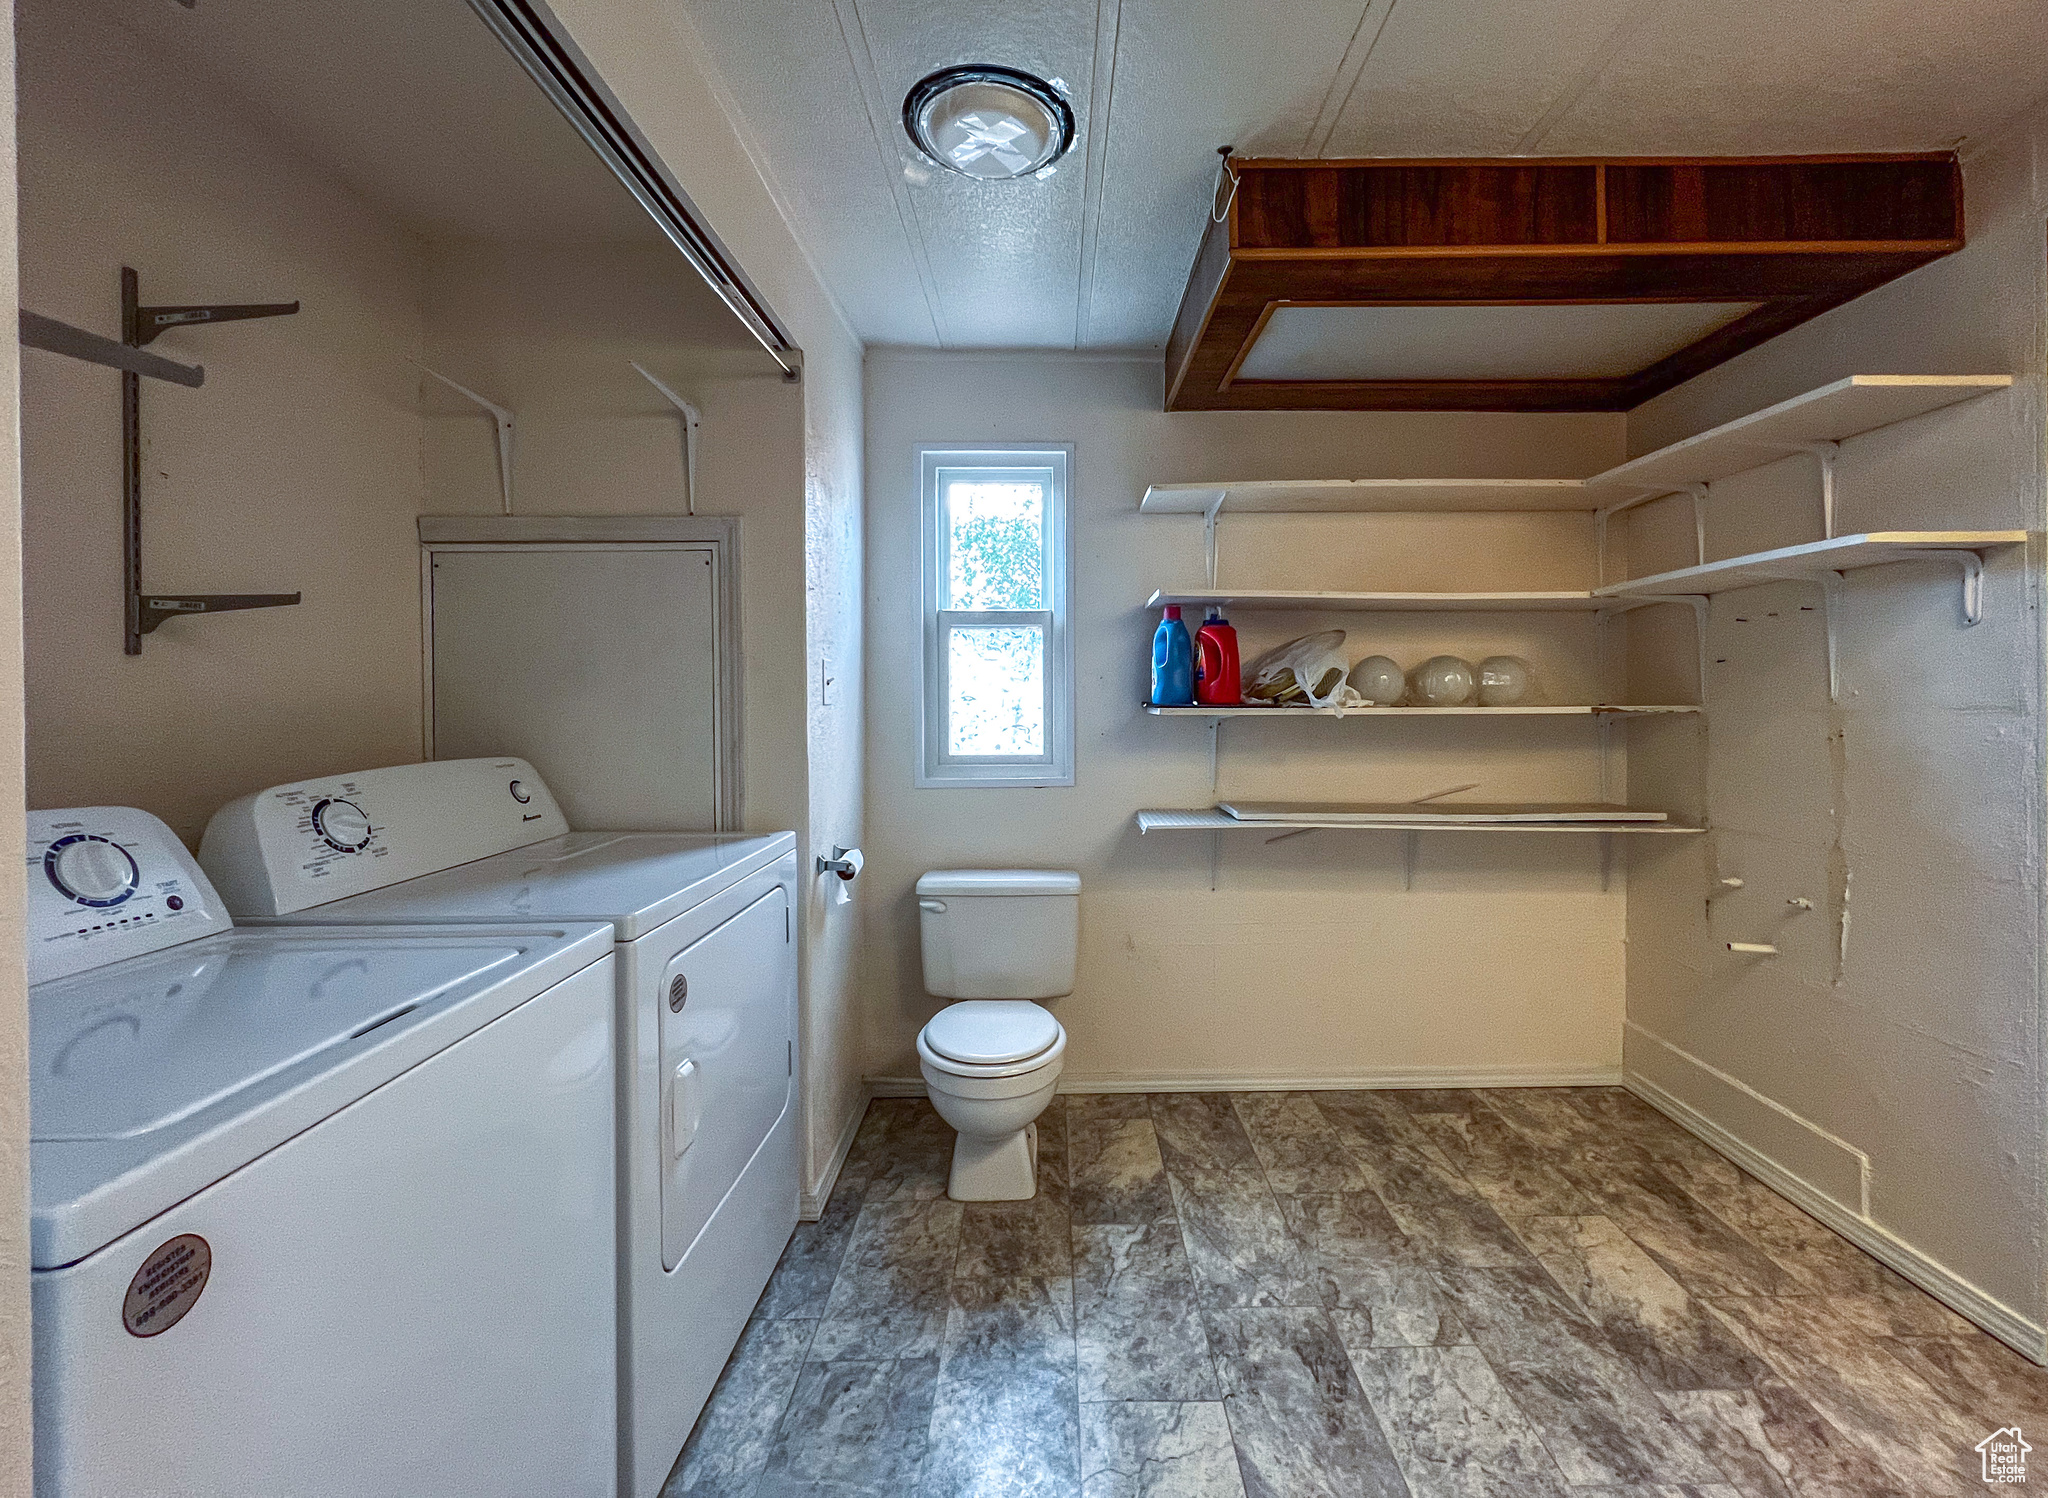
[1151, 605, 1195, 705]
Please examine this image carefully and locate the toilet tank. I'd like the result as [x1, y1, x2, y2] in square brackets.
[917, 870, 1080, 1000]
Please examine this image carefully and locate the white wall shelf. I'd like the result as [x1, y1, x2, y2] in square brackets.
[1142, 703, 1700, 718]
[1140, 478, 1592, 515]
[1586, 375, 2012, 500]
[1597, 532, 2028, 625]
[1136, 808, 1704, 834]
[1145, 587, 1600, 613]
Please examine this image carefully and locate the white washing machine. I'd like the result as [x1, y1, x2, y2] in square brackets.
[27, 805, 619, 1498]
[200, 758, 801, 1498]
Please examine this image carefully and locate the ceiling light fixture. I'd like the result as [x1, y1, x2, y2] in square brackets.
[902, 65, 1074, 182]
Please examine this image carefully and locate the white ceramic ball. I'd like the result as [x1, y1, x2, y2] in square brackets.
[1410, 655, 1476, 707]
[1346, 654, 1406, 706]
[1476, 655, 1533, 706]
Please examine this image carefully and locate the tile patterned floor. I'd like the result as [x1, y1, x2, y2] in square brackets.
[663, 1088, 2048, 1497]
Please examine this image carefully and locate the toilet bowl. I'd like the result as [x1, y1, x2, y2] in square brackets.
[915, 870, 1079, 1201]
[917, 1001, 1066, 1200]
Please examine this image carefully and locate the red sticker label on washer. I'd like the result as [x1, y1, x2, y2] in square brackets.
[123, 1233, 210, 1337]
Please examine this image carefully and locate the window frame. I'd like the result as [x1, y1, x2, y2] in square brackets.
[916, 444, 1075, 788]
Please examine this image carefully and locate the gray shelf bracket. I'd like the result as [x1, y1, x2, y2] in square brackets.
[20, 309, 203, 387]
[119, 267, 302, 655]
[132, 296, 298, 347]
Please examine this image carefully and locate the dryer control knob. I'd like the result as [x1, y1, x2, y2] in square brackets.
[311, 798, 373, 853]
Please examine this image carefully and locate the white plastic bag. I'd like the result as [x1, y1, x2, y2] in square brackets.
[1244, 630, 1357, 707]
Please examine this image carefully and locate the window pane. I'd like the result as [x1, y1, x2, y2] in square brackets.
[947, 626, 1045, 757]
[945, 479, 1044, 609]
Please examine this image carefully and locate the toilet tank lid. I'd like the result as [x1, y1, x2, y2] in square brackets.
[917, 869, 1080, 897]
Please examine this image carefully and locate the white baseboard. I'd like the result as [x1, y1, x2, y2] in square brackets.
[1625, 1022, 1868, 1214]
[1624, 1050, 2048, 1365]
[863, 1063, 1622, 1098]
[799, 1085, 871, 1221]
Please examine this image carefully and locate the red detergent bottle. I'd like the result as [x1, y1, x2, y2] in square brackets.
[1194, 608, 1241, 705]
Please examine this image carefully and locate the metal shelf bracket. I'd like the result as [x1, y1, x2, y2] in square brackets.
[416, 363, 515, 515]
[20, 309, 203, 387]
[1203, 492, 1226, 586]
[118, 268, 303, 655]
[1800, 440, 1841, 539]
[630, 360, 702, 516]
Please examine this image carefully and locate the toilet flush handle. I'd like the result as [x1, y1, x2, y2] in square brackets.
[919, 899, 947, 913]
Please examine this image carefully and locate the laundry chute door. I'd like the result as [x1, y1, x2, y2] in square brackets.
[429, 544, 725, 829]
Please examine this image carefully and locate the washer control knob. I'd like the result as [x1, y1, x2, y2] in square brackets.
[508, 780, 532, 805]
[311, 798, 373, 853]
[46, 835, 140, 906]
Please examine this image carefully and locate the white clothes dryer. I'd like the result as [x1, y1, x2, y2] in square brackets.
[201, 758, 800, 1498]
[28, 805, 618, 1498]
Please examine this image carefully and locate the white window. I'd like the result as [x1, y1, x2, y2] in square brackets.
[917, 446, 1073, 787]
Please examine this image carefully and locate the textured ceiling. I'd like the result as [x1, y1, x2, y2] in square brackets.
[678, 0, 2048, 350]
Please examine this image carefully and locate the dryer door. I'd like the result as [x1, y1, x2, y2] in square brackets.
[658, 886, 792, 1270]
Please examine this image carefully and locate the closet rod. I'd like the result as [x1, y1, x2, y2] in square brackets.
[19, 309, 204, 388]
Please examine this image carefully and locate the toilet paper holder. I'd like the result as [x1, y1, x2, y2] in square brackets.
[817, 845, 863, 881]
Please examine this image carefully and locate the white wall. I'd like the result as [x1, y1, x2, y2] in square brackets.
[18, 1, 429, 843]
[539, 0, 869, 1204]
[862, 350, 1629, 1087]
[19, 0, 868, 1215]
[1622, 104, 2048, 1348]
[0, 0, 30, 1481]
[419, 241, 807, 833]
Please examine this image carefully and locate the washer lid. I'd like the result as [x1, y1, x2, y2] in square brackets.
[923, 1000, 1061, 1065]
[29, 921, 613, 1269]
[915, 870, 1080, 898]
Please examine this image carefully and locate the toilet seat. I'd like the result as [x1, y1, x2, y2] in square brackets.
[924, 1000, 1060, 1065]
[918, 1002, 1065, 1081]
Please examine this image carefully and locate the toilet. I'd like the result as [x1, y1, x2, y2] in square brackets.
[915, 869, 1079, 1201]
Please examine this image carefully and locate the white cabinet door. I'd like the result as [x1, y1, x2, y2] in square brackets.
[430, 545, 725, 829]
